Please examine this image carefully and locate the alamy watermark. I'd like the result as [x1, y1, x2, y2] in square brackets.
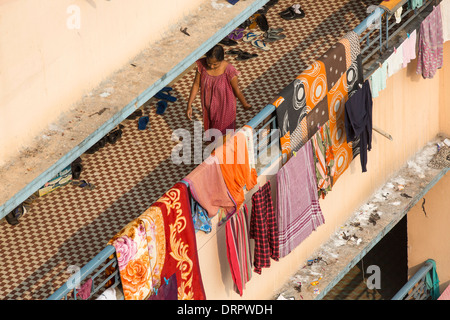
[66, 265, 81, 290]
[366, 264, 381, 290]
[170, 121, 281, 174]
[66, 5, 81, 30]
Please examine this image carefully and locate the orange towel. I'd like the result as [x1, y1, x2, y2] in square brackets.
[214, 132, 257, 211]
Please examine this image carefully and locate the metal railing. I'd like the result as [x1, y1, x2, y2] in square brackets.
[47, 0, 437, 300]
[360, 0, 438, 77]
[391, 260, 435, 300]
[48, 245, 119, 300]
[383, 0, 438, 51]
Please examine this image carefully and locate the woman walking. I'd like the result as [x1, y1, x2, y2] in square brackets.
[186, 44, 251, 138]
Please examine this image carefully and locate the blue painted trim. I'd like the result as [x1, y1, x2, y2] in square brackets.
[246, 104, 276, 129]
[391, 260, 434, 300]
[0, 0, 270, 220]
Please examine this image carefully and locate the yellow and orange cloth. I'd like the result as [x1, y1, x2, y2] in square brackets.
[275, 31, 363, 185]
[379, 0, 408, 14]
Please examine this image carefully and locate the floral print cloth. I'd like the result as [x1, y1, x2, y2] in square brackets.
[108, 182, 206, 300]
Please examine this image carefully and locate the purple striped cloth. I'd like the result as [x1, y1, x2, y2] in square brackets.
[416, 5, 444, 79]
[276, 140, 325, 258]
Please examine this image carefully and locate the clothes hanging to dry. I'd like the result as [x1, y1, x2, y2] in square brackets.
[322, 42, 363, 184]
[402, 29, 417, 68]
[147, 274, 178, 300]
[370, 61, 387, 98]
[386, 44, 404, 77]
[108, 182, 206, 300]
[183, 155, 236, 219]
[441, 0, 450, 42]
[226, 204, 252, 296]
[274, 30, 362, 177]
[75, 278, 92, 300]
[276, 140, 325, 258]
[344, 80, 373, 173]
[249, 181, 279, 274]
[311, 121, 335, 199]
[214, 131, 258, 225]
[416, 5, 444, 79]
[409, 0, 423, 10]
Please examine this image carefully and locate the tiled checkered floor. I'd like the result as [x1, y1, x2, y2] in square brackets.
[0, 0, 378, 300]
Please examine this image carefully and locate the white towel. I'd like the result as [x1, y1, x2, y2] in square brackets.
[394, 7, 403, 24]
[386, 44, 404, 77]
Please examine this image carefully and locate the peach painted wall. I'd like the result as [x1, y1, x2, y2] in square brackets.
[407, 172, 450, 295]
[196, 47, 447, 299]
[0, 0, 204, 166]
[406, 41, 450, 296]
[440, 42, 450, 136]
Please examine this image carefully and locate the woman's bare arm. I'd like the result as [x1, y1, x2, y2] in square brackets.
[230, 76, 251, 110]
[187, 70, 201, 120]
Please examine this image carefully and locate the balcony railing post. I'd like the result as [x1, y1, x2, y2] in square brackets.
[391, 260, 435, 300]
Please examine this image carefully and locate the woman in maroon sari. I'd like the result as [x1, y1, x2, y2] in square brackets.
[186, 45, 251, 138]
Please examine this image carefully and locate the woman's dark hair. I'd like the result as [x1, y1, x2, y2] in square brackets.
[206, 44, 225, 61]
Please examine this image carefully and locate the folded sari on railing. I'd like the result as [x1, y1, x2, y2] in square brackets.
[108, 182, 206, 300]
[416, 4, 444, 79]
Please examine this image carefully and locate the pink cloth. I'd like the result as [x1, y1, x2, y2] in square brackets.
[403, 30, 417, 68]
[76, 278, 92, 300]
[416, 5, 444, 79]
[196, 58, 239, 135]
[438, 283, 450, 300]
[225, 205, 252, 296]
